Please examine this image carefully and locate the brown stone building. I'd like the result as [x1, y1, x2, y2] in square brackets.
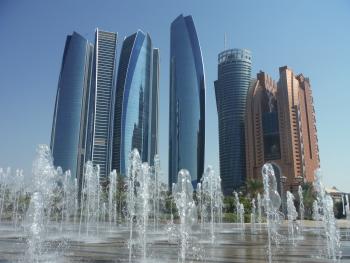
[245, 66, 320, 193]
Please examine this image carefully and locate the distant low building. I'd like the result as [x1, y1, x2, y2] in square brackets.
[325, 187, 348, 203]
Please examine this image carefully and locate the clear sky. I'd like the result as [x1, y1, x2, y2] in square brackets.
[0, 0, 349, 191]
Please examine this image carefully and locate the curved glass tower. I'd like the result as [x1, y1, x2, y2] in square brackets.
[214, 49, 252, 195]
[50, 32, 93, 179]
[112, 31, 153, 175]
[169, 14, 205, 188]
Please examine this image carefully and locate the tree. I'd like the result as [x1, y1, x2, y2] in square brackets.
[301, 182, 316, 219]
[246, 178, 263, 198]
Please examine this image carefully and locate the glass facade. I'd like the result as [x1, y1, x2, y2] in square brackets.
[50, 32, 93, 180]
[262, 111, 281, 160]
[149, 48, 159, 166]
[87, 29, 117, 179]
[169, 15, 205, 188]
[112, 31, 154, 175]
[214, 49, 252, 195]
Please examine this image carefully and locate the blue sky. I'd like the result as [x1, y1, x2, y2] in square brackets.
[0, 0, 349, 191]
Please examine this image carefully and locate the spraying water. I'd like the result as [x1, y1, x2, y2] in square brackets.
[200, 166, 223, 241]
[233, 191, 245, 231]
[312, 200, 320, 221]
[286, 191, 298, 245]
[0, 168, 11, 222]
[137, 162, 151, 260]
[196, 182, 203, 231]
[173, 169, 197, 263]
[262, 163, 284, 263]
[153, 154, 161, 231]
[79, 161, 101, 236]
[126, 149, 151, 261]
[257, 193, 262, 231]
[126, 149, 141, 262]
[240, 203, 245, 231]
[60, 170, 76, 232]
[298, 185, 304, 230]
[313, 169, 341, 261]
[166, 183, 177, 242]
[108, 170, 117, 228]
[25, 144, 58, 262]
[251, 198, 256, 233]
[11, 169, 25, 230]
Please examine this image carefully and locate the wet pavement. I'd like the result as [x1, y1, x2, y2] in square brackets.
[0, 221, 349, 262]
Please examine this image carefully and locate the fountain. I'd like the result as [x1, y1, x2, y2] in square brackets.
[25, 144, 61, 262]
[137, 162, 151, 260]
[200, 166, 223, 241]
[234, 191, 244, 230]
[286, 191, 298, 245]
[262, 163, 284, 263]
[166, 183, 177, 242]
[196, 182, 203, 230]
[108, 169, 117, 227]
[125, 149, 151, 261]
[73, 178, 78, 225]
[0, 167, 11, 222]
[1, 145, 350, 263]
[79, 161, 101, 236]
[173, 169, 197, 263]
[60, 170, 77, 232]
[10, 169, 25, 230]
[313, 169, 341, 261]
[251, 198, 256, 233]
[312, 200, 320, 221]
[257, 192, 262, 231]
[153, 154, 161, 231]
[240, 203, 245, 231]
[126, 149, 141, 262]
[298, 185, 304, 230]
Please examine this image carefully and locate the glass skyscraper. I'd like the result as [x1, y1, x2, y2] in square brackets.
[214, 49, 252, 195]
[50, 32, 93, 180]
[112, 31, 158, 175]
[87, 29, 117, 179]
[169, 14, 205, 188]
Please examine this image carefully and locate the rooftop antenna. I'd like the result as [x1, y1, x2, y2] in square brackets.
[224, 32, 227, 50]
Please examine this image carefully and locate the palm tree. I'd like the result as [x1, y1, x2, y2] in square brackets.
[301, 182, 316, 219]
[246, 178, 264, 198]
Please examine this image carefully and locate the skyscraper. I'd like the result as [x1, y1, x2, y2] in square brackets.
[214, 49, 252, 195]
[50, 32, 93, 180]
[245, 67, 320, 192]
[169, 14, 205, 188]
[87, 29, 117, 179]
[112, 30, 158, 175]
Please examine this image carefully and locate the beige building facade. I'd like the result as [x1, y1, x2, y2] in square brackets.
[245, 66, 320, 192]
